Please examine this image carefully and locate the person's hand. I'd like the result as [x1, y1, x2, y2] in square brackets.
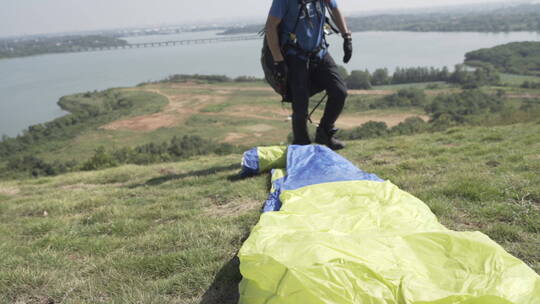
[274, 60, 288, 81]
[343, 34, 353, 63]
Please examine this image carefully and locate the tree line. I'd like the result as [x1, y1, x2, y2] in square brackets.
[138, 74, 263, 86]
[342, 64, 500, 89]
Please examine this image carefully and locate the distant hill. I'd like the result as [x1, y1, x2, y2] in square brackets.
[465, 42, 540, 76]
[347, 4, 540, 32]
[220, 3, 540, 35]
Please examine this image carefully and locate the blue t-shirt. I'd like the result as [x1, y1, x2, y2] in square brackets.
[269, 0, 337, 58]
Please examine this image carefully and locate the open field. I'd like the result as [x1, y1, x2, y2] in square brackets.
[2, 77, 539, 179]
[1, 120, 539, 303]
[37, 81, 436, 162]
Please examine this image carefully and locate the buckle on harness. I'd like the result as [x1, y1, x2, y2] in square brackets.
[289, 33, 297, 43]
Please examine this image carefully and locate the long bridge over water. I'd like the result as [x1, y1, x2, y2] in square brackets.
[80, 35, 262, 52]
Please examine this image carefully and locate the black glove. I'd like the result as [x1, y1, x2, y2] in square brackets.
[274, 60, 288, 81]
[343, 35, 353, 64]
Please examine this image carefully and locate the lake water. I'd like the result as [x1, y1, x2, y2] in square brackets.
[1, 31, 539, 137]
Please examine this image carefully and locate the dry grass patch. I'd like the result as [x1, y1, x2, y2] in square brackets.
[204, 198, 261, 218]
[336, 113, 430, 128]
[245, 124, 275, 132]
[218, 104, 288, 121]
[101, 88, 228, 132]
[0, 185, 20, 196]
[223, 133, 250, 143]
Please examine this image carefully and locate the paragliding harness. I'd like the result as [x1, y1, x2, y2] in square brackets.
[261, 0, 339, 123]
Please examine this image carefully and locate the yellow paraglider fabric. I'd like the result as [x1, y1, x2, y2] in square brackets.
[238, 145, 540, 304]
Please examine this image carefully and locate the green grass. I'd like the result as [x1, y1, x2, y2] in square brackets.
[1, 121, 539, 303]
[500, 73, 540, 86]
[200, 102, 233, 113]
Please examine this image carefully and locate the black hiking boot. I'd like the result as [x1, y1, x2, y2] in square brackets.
[315, 127, 345, 150]
[292, 138, 311, 146]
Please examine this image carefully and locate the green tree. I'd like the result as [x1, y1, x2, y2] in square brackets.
[346, 70, 372, 90]
[336, 65, 349, 80]
[82, 146, 118, 171]
[371, 68, 390, 86]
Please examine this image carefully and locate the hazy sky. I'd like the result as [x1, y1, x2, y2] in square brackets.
[1, 0, 508, 37]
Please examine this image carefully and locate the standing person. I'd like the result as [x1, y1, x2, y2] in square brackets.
[266, 0, 352, 150]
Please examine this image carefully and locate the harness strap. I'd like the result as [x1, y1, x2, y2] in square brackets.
[289, 0, 308, 43]
[307, 93, 328, 124]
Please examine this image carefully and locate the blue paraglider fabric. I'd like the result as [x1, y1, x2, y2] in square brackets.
[240, 148, 259, 177]
[262, 169, 286, 212]
[282, 145, 383, 191]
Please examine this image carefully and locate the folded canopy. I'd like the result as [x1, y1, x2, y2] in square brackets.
[238, 145, 540, 304]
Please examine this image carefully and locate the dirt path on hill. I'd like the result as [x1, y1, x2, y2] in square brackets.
[507, 93, 540, 99]
[336, 113, 430, 128]
[0, 186, 20, 196]
[100, 88, 227, 132]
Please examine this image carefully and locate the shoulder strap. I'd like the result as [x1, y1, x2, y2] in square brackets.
[291, 0, 307, 35]
[323, 1, 340, 34]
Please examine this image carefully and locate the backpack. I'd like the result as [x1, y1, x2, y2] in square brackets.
[261, 0, 338, 103]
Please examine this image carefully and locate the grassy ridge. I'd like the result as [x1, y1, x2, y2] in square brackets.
[0, 89, 168, 161]
[1, 121, 539, 303]
[465, 42, 540, 76]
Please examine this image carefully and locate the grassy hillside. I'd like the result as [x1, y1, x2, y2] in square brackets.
[1, 121, 539, 303]
[1, 79, 447, 180]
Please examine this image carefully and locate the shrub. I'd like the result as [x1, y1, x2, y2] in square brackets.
[342, 121, 389, 140]
[6, 156, 75, 177]
[425, 90, 504, 123]
[390, 117, 428, 135]
[82, 146, 118, 171]
[376, 88, 427, 108]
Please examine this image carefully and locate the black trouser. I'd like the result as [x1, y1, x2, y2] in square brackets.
[285, 52, 348, 144]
